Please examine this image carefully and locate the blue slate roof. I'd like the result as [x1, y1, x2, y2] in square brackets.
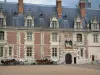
[0, 1, 100, 29]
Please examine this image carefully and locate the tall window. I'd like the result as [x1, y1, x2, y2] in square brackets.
[52, 48, 57, 57]
[0, 31, 4, 40]
[27, 19, 32, 27]
[27, 47, 32, 57]
[52, 33, 57, 42]
[93, 23, 97, 29]
[77, 34, 82, 42]
[80, 48, 83, 57]
[93, 34, 99, 43]
[0, 47, 3, 57]
[76, 22, 81, 29]
[52, 21, 57, 28]
[0, 18, 4, 26]
[9, 47, 12, 56]
[27, 32, 32, 41]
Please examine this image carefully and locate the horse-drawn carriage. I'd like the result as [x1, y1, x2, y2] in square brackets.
[1, 58, 24, 65]
[1, 58, 18, 65]
[36, 59, 54, 65]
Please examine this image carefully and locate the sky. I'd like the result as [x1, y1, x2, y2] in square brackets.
[0, 0, 100, 8]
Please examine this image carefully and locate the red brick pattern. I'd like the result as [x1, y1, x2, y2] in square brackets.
[34, 45, 41, 59]
[34, 33, 41, 44]
[7, 32, 17, 44]
[44, 32, 50, 44]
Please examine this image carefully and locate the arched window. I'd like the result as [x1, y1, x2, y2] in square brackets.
[77, 34, 82, 42]
[0, 31, 4, 40]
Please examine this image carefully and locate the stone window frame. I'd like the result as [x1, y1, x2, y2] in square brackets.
[27, 19, 32, 27]
[77, 34, 82, 42]
[27, 32, 33, 41]
[26, 46, 33, 57]
[52, 32, 58, 42]
[0, 31, 4, 41]
[0, 46, 3, 57]
[8, 46, 13, 56]
[93, 34, 99, 43]
[0, 18, 4, 26]
[52, 48, 57, 57]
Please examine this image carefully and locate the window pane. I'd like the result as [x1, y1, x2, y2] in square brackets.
[52, 21, 57, 28]
[52, 48, 57, 57]
[27, 32, 32, 41]
[52, 33, 57, 42]
[0, 31, 4, 40]
[27, 47, 32, 57]
[27, 19, 32, 27]
[0, 47, 3, 57]
[0, 18, 4, 25]
[93, 34, 98, 42]
[81, 49, 83, 57]
[9, 47, 12, 56]
[77, 34, 82, 42]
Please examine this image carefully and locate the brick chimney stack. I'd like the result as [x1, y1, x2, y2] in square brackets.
[56, 0, 62, 18]
[18, 0, 24, 14]
[79, 0, 86, 18]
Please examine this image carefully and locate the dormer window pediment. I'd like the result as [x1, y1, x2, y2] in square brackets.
[50, 17, 59, 28]
[74, 16, 82, 29]
[91, 16, 99, 30]
[0, 8, 6, 27]
[25, 8, 34, 27]
[25, 16, 34, 27]
[50, 12, 59, 28]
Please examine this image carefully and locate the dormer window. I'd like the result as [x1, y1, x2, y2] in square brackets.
[27, 19, 32, 27]
[74, 15, 82, 29]
[50, 12, 59, 28]
[25, 8, 34, 27]
[52, 21, 57, 28]
[91, 16, 99, 30]
[0, 8, 6, 27]
[0, 18, 4, 26]
[76, 22, 81, 29]
[93, 23, 97, 29]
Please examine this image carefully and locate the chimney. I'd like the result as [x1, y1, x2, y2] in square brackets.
[56, 0, 62, 18]
[18, 0, 24, 14]
[79, 0, 86, 18]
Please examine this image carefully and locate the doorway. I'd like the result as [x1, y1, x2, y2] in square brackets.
[74, 57, 76, 64]
[92, 55, 95, 61]
[65, 53, 72, 64]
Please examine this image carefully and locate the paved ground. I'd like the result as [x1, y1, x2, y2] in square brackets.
[0, 65, 100, 75]
[67, 64, 100, 70]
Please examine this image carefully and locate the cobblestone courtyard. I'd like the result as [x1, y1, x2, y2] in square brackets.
[0, 65, 100, 75]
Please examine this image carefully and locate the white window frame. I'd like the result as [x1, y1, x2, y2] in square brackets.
[52, 21, 57, 28]
[27, 19, 32, 27]
[0, 31, 4, 41]
[76, 22, 81, 29]
[52, 33, 58, 42]
[27, 32, 33, 41]
[93, 23, 97, 29]
[0, 18, 4, 26]
[93, 34, 99, 43]
[9, 47, 13, 56]
[77, 34, 82, 42]
[52, 48, 57, 57]
[26, 47, 32, 57]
